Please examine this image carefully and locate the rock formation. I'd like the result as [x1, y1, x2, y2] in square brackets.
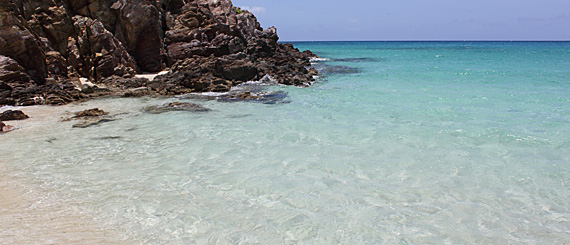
[0, 0, 317, 106]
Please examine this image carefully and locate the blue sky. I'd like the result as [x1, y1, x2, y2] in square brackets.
[231, 0, 570, 41]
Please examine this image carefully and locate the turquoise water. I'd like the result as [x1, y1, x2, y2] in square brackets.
[2, 42, 569, 243]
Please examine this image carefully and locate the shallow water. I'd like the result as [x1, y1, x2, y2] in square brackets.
[1, 42, 569, 243]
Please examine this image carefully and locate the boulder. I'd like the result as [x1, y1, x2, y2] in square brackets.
[0, 109, 29, 121]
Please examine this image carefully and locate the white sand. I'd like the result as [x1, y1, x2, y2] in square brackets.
[0, 105, 133, 244]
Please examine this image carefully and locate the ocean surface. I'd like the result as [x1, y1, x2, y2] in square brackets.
[1, 41, 569, 243]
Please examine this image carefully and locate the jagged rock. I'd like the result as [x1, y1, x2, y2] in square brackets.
[111, 0, 165, 72]
[0, 11, 47, 83]
[45, 51, 68, 77]
[0, 110, 29, 121]
[67, 16, 137, 81]
[100, 76, 149, 89]
[143, 102, 211, 114]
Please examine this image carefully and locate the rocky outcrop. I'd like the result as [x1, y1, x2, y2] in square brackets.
[0, 0, 318, 106]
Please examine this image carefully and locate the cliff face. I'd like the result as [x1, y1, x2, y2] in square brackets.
[0, 0, 317, 106]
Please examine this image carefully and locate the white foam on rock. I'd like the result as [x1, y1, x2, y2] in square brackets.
[310, 57, 329, 63]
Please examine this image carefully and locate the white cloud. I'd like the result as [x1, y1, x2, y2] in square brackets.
[241, 6, 266, 15]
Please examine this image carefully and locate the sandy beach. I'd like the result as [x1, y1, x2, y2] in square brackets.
[0, 105, 131, 244]
[0, 165, 127, 244]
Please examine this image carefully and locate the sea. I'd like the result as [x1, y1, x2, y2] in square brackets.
[1, 41, 569, 244]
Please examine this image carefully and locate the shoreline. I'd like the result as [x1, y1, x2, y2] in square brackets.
[0, 104, 132, 243]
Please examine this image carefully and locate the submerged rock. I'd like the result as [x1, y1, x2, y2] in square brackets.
[143, 102, 211, 114]
[0, 110, 29, 121]
[218, 91, 289, 104]
[72, 118, 116, 128]
[67, 108, 116, 128]
[312, 64, 360, 75]
[73, 108, 108, 118]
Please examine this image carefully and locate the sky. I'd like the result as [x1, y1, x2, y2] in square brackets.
[231, 0, 570, 41]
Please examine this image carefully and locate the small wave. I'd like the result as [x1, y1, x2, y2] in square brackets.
[196, 92, 230, 96]
[310, 57, 329, 63]
[238, 75, 280, 87]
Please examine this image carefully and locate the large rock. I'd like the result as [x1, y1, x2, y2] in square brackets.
[0, 109, 29, 121]
[111, 0, 165, 72]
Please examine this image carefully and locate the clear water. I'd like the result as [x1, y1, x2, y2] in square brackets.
[1, 42, 569, 243]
